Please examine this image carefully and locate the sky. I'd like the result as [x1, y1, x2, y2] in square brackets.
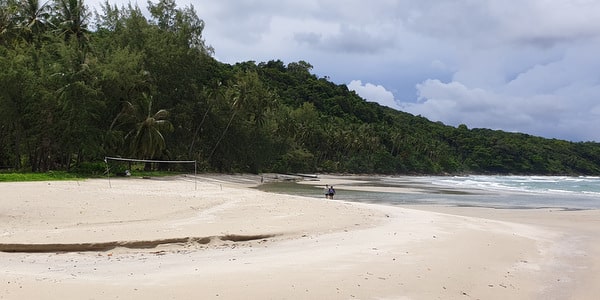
[89, 0, 600, 142]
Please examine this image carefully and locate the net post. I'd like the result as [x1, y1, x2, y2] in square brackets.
[104, 157, 111, 188]
[194, 161, 197, 190]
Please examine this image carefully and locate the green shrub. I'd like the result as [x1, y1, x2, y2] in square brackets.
[72, 162, 107, 176]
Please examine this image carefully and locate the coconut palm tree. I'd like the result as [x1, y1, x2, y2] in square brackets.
[122, 93, 174, 161]
[207, 71, 275, 161]
[53, 0, 90, 51]
[15, 0, 52, 42]
[0, 0, 18, 45]
[188, 79, 223, 158]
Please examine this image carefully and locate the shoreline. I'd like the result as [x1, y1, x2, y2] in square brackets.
[1, 175, 599, 299]
[290, 174, 600, 210]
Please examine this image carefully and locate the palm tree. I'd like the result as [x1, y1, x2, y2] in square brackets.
[122, 94, 174, 161]
[188, 79, 223, 158]
[15, 0, 52, 41]
[0, 0, 18, 45]
[53, 0, 90, 52]
[206, 74, 252, 162]
[207, 71, 275, 162]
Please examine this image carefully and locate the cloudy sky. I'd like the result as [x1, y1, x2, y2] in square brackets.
[90, 0, 600, 142]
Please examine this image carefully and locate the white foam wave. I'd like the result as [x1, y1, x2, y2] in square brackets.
[429, 175, 600, 196]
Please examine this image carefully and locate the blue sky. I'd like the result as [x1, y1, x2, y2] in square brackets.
[89, 0, 600, 142]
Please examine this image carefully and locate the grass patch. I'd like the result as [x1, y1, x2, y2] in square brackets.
[0, 170, 190, 182]
[0, 171, 85, 182]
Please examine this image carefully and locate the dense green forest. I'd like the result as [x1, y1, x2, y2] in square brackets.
[1, 0, 600, 175]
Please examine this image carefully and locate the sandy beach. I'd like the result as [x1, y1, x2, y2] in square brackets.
[1, 175, 599, 299]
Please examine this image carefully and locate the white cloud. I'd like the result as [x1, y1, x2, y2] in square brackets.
[401, 77, 600, 142]
[399, 34, 600, 141]
[347, 80, 400, 110]
[405, 79, 534, 129]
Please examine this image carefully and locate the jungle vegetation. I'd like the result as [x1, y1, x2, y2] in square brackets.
[1, 0, 600, 175]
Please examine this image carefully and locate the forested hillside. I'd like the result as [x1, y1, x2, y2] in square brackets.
[1, 0, 600, 175]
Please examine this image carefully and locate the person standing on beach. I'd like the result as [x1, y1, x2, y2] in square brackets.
[328, 185, 336, 199]
[324, 185, 330, 199]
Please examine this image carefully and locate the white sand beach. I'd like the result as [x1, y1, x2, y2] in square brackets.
[1, 175, 599, 299]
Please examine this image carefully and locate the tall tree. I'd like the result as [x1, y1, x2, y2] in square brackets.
[187, 79, 223, 158]
[15, 0, 52, 42]
[0, 0, 18, 45]
[207, 71, 266, 161]
[53, 0, 90, 54]
[53, 37, 103, 169]
[120, 94, 174, 160]
[147, 0, 212, 53]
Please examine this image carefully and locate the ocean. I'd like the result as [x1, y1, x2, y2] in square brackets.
[256, 175, 600, 210]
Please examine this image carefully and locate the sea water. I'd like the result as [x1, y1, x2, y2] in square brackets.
[257, 176, 600, 210]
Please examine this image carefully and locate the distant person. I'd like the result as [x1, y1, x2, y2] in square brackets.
[328, 185, 336, 199]
[324, 184, 330, 199]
